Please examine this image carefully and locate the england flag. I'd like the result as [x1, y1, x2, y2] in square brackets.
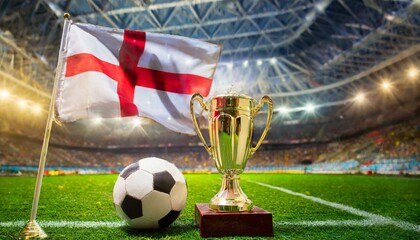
[55, 21, 221, 134]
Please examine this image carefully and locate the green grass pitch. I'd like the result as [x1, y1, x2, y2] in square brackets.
[1, 173, 419, 239]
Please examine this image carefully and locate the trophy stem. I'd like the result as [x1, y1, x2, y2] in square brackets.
[22, 220, 47, 239]
[209, 172, 253, 212]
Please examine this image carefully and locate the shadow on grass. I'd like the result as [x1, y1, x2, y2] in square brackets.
[121, 222, 199, 238]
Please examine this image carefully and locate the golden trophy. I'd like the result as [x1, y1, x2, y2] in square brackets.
[190, 92, 273, 211]
[191, 91, 274, 237]
[190, 92, 273, 237]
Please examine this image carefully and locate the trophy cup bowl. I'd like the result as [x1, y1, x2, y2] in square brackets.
[190, 92, 273, 212]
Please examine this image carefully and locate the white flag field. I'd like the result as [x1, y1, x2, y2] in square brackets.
[55, 21, 221, 134]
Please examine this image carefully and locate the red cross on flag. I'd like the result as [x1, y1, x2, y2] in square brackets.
[55, 21, 221, 135]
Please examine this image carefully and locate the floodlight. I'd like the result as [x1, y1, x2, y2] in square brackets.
[270, 58, 277, 65]
[33, 104, 42, 114]
[257, 60, 263, 66]
[407, 66, 418, 79]
[0, 89, 9, 99]
[278, 106, 290, 114]
[304, 103, 316, 112]
[243, 60, 249, 67]
[315, 1, 329, 12]
[18, 99, 27, 108]
[132, 118, 142, 126]
[354, 92, 366, 103]
[226, 62, 233, 71]
[381, 80, 391, 91]
[92, 117, 103, 124]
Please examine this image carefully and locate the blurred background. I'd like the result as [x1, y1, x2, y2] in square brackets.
[0, 0, 419, 175]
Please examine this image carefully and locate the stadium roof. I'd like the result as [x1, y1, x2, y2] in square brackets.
[0, 0, 419, 148]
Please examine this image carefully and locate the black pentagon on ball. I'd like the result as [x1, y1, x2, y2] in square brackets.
[121, 195, 143, 219]
[158, 210, 181, 228]
[120, 161, 140, 179]
[153, 171, 176, 194]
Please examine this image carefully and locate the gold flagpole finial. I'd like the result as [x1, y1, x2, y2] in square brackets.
[64, 12, 71, 20]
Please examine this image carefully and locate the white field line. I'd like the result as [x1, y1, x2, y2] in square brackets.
[0, 219, 405, 229]
[0, 221, 124, 228]
[0, 220, 196, 228]
[250, 180, 420, 232]
[276, 219, 382, 227]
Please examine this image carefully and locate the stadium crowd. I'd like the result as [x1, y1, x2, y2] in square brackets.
[1, 117, 419, 174]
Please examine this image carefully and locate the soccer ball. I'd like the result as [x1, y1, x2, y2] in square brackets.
[113, 157, 187, 229]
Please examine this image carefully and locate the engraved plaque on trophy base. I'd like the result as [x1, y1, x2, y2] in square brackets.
[194, 203, 274, 238]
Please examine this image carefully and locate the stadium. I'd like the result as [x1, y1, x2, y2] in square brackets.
[0, 0, 419, 239]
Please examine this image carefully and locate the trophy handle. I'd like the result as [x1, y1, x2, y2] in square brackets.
[250, 95, 273, 155]
[190, 93, 212, 156]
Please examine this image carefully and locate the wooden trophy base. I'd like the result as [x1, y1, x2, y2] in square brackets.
[194, 203, 273, 238]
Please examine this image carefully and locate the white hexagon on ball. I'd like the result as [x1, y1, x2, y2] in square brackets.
[141, 190, 172, 221]
[170, 181, 187, 211]
[125, 169, 153, 200]
[113, 176, 126, 205]
[139, 157, 170, 174]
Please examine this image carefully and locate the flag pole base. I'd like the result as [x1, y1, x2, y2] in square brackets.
[22, 220, 47, 239]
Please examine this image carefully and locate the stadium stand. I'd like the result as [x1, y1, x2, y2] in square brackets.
[1, 117, 419, 175]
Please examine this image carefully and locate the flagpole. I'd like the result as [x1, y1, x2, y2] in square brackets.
[22, 13, 71, 239]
